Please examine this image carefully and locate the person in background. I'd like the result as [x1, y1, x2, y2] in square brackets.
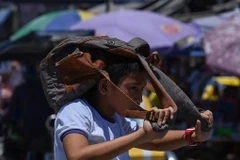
[1, 63, 54, 160]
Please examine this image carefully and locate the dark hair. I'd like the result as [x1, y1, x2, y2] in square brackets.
[82, 53, 145, 103]
[106, 55, 145, 84]
[87, 49, 145, 85]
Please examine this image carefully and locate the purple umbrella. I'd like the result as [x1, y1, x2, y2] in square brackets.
[203, 13, 240, 76]
[71, 9, 200, 55]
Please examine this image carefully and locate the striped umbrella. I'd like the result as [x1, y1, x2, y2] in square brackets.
[11, 9, 95, 41]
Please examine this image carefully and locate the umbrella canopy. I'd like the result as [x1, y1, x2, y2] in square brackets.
[71, 9, 200, 55]
[203, 13, 240, 76]
[11, 9, 95, 41]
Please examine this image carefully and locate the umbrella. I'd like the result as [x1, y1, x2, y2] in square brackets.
[11, 9, 95, 41]
[71, 9, 200, 55]
[203, 13, 240, 76]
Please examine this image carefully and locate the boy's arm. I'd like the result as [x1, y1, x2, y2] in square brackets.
[136, 118, 213, 151]
[63, 127, 148, 160]
[135, 130, 188, 151]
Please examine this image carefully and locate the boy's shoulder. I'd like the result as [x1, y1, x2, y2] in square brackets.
[58, 98, 92, 116]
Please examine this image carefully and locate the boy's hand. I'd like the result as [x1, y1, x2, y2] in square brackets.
[150, 106, 175, 126]
[143, 106, 175, 141]
[192, 110, 214, 142]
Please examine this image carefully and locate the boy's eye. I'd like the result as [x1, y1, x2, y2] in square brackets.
[130, 86, 138, 91]
[129, 86, 145, 92]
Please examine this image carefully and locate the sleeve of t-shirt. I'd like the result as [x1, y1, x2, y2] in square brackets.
[55, 99, 93, 142]
[122, 117, 139, 135]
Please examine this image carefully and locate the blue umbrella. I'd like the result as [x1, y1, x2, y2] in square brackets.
[71, 9, 200, 55]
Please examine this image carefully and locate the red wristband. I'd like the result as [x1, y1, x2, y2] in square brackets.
[185, 128, 199, 146]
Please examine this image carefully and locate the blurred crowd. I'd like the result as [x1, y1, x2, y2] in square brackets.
[0, 61, 54, 160]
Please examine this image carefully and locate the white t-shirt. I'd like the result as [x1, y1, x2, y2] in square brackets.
[54, 99, 139, 160]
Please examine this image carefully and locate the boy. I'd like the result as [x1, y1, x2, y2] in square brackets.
[54, 53, 213, 160]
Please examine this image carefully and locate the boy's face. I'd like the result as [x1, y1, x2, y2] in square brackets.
[107, 71, 147, 116]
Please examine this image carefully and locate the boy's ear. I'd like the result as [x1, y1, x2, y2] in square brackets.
[98, 78, 109, 95]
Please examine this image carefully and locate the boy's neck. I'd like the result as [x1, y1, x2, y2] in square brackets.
[95, 97, 116, 122]
[94, 102, 115, 123]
